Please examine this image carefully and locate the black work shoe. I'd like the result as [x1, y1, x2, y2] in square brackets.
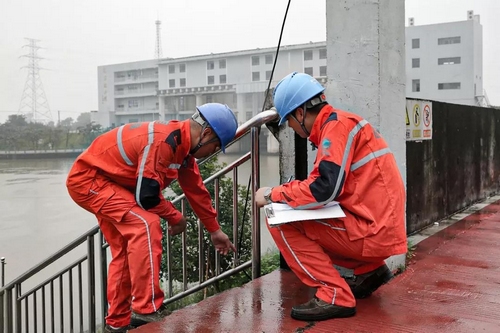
[291, 297, 356, 321]
[345, 264, 394, 299]
[130, 303, 171, 327]
[103, 324, 133, 333]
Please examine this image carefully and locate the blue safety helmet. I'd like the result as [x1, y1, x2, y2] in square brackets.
[196, 103, 238, 153]
[273, 72, 325, 126]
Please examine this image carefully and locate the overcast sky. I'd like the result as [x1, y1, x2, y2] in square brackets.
[0, 0, 498, 123]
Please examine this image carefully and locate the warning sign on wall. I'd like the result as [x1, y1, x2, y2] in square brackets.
[406, 100, 432, 141]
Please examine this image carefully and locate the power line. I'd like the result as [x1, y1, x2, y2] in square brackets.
[18, 38, 53, 123]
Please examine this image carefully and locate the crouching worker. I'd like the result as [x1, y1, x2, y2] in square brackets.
[255, 72, 407, 321]
[66, 103, 239, 332]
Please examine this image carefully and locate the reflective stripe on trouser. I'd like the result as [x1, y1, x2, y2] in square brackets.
[266, 218, 386, 307]
[67, 179, 164, 327]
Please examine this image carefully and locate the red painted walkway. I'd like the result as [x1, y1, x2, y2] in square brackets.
[134, 200, 500, 333]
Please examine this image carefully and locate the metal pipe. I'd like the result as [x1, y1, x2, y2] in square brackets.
[181, 200, 188, 291]
[99, 231, 108, 326]
[87, 236, 96, 332]
[1, 257, 5, 287]
[33, 291, 37, 333]
[232, 168, 239, 267]
[68, 270, 73, 333]
[251, 127, 261, 279]
[59, 276, 63, 333]
[0, 288, 4, 333]
[214, 178, 221, 276]
[50, 281, 54, 333]
[6, 288, 13, 333]
[78, 264, 83, 333]
[15, 284, 21, 333]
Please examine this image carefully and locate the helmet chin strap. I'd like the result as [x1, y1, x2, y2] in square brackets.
[299, 102, 310, 137]
[190, 111, 219, 155]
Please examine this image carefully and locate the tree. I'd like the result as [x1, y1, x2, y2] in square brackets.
[74, 112, 91, 130]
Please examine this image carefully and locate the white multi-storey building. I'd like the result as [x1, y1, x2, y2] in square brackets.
[94, 12, 484, 129]
[95, 42, 327, 128]
[406, 11, 484, 106]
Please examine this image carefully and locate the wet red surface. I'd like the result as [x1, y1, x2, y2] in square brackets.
[134, 201, 500, 332]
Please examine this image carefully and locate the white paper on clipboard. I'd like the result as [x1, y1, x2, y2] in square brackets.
[264, 201, 346, 226]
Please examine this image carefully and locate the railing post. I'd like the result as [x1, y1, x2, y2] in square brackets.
[87, 236, 96, 332]
[6, 289, 12, 333]
[251, 126, 261, 279]
[15, 284, 21, 333]
[99, 232, 108, 328]
[0, 258, 4, 333]
[0, 289, 3, 333]
[1, 257, 5, 287]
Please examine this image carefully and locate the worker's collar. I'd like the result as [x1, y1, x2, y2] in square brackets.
[308, 104, 334, 147]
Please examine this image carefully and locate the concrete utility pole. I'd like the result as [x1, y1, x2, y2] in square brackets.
[325, 0, 406, 270]
[18, 38, 52, 123]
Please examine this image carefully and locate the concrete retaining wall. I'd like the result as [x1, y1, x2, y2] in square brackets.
[406, 100, 500, 233]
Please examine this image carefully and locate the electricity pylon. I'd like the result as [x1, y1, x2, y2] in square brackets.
[18, 38, 52, 123]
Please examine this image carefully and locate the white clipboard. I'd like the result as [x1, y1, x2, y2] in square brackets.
[264, 201, 346, 226]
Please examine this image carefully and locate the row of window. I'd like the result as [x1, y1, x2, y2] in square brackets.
[411, 57, 461, 68]
[169, 63, 186, 74]
[167, 67, 328, 87]
[411, 80, 461, 92]
[167, 49, 327, 74]
[411, 36, 461, 49]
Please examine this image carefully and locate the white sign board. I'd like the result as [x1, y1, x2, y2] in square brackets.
[406, 99, 433, 141]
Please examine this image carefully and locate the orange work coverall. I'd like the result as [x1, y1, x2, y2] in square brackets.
[267, 105, 407, 308]
[66, 120, 219, 327]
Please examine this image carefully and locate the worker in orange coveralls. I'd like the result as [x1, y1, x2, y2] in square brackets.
[255, 72, 407, 322]
[66, 103, 239, 332]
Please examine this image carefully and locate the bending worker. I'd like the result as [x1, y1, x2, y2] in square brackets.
[255, 72, 407, 322]
[67, 103, 238, 332]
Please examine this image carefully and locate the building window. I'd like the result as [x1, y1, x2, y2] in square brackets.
[207, 76, 214, 85]
[219, 59, 226, 69]
[319, 48, 327, 59]
[206, 95, 213, 103]
[169, 79, 175, 88]
[219, 74, 227, 84]
[180, 78, 186, 87]
[252, 56, 260, 66]
[304, 50, 313, 61]
[412, 79, 420, 92]
[179, 64, 186, 73]
[438, 82, 461, 90]
[412, 38, 420, 49]
[304, 67, 313, 76]
[245, 93, 253, 106]
[265, 70, 272, 80]
[438, 57, 461, 65]
[207, 61, 214, 70]
[252, 71, 260, 81]
[128, 100, 139, 108]
[438, 36, 461, 45]
[319, 66, 327, 77]
[265, 54, 273, 65]
[169, 65, 175, 74]
[412, 58, 420, 68]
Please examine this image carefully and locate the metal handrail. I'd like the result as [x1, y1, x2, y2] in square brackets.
[0, 109, 279, 333]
